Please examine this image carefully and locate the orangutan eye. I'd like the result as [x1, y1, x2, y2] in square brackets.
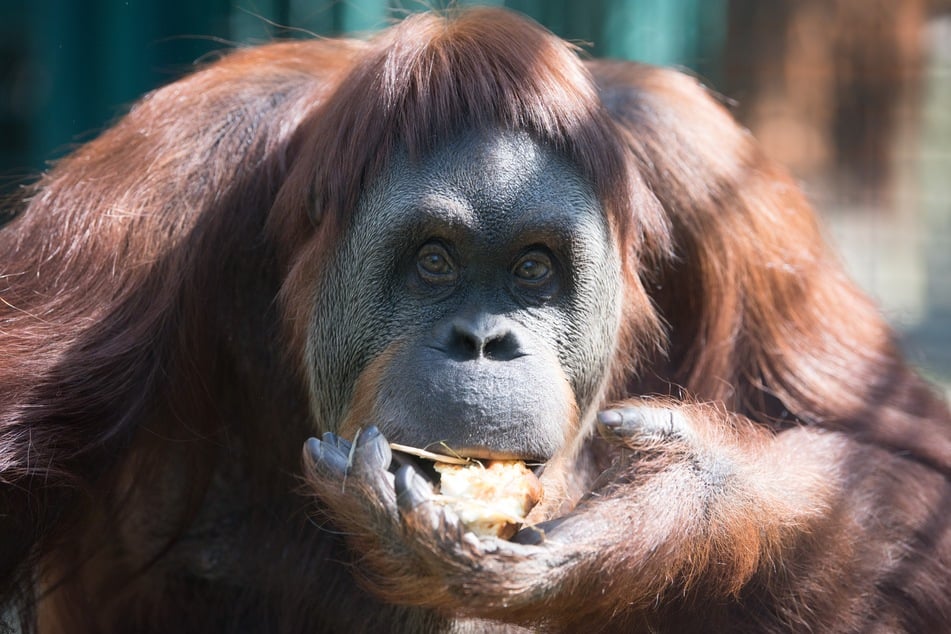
[512, 251, 553, 285]
[416, 243, 457, 283]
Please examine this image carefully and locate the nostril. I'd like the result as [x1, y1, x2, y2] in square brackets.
[481, 331, 517, 360]
[451, 321, 491, 359]
[455, 327, 482, 357]
[446, 314, 522, 361]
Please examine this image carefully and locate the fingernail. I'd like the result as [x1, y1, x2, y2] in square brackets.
[512, 526, 545, 545]
[305, 437, 322, 461]
[395, 465, 429, 511]
[362, 425, 380, 441]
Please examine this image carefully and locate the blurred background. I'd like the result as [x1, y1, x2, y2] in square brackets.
[1, 0, 949, 389]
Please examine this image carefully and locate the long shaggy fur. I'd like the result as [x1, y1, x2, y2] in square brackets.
[1, 7, 949, 633]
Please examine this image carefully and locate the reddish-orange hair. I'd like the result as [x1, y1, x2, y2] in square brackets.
[0, 7, 949, 631]
[272, 8, 669, 255]
[269, 8, 671, 374]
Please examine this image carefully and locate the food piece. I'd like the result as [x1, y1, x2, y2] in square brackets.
[433, 460, 542, 539]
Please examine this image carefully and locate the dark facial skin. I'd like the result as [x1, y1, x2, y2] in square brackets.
[307, 130, 623, 461]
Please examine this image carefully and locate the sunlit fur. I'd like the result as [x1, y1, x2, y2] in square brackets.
[1, 7, 949, 633]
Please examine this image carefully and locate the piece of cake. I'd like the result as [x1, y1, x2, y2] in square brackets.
[433, 460, 542, 539]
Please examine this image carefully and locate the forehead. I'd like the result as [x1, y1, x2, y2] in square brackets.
[359, 130, 605, 236]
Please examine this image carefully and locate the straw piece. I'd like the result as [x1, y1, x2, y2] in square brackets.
[388, 442, 474, 465]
